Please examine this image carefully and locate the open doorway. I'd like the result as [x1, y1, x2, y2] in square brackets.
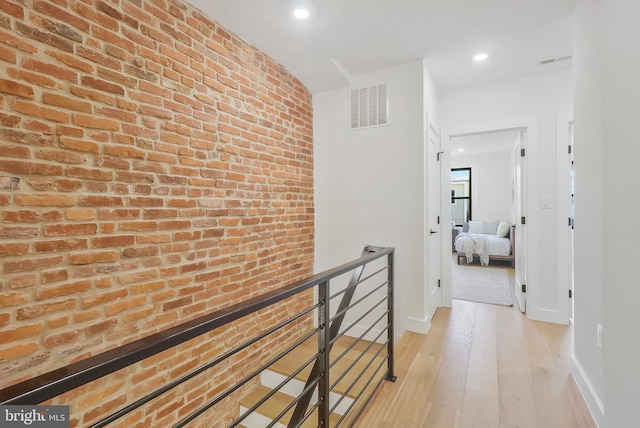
[440, 120, 537, 313]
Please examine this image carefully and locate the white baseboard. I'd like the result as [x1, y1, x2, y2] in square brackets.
[570, 355, 604, 427]
[406, 316, 431, 335]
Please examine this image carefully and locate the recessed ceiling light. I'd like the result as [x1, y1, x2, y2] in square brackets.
[294, 8, 310, 19]
[458, 148, 464, 152]
[473, 53, 488, 62]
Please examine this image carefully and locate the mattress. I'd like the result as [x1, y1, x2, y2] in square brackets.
[454, 232, 512, 256]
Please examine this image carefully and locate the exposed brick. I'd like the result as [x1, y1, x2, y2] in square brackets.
[0, 323, 43, 344]
[12, 99, 70, 123]
[0, 343, 38, 360]
[0, 78, 34, 98]
[37, 280, 92, 300]
[43, 93, 92, 113]
[73, 114, 120, 131]
[15, 194, 76, 207]
[22, 58, 77, 83]
[17, 299, 76, 320]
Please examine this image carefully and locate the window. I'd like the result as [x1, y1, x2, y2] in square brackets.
[451, 168, 471, 226]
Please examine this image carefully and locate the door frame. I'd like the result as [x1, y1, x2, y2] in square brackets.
[556, 112, 574, 323]
[440, 118, 539, 312]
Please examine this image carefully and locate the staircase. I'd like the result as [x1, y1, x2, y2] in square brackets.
[237, 334, 386, 427]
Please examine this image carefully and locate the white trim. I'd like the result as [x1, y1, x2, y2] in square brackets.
[441, 118, 538, 316]
[556, 112, 574, 325]
[406, 316, 431, 334]
[570, 355, 604, 427]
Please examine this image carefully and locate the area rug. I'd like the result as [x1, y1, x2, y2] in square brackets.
[452, 265, 513, 306]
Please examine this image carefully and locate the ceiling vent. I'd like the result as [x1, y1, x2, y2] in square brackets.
[540, 55, 572, 66]
[351, 83, 388, 130]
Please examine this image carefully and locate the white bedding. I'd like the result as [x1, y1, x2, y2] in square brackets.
[454, 232, 512, 265]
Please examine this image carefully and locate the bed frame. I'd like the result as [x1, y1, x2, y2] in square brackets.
[456, 225, 515, 267]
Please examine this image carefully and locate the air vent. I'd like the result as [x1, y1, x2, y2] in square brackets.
[351, 83, 388, 129]
[540, 55, 573, 66]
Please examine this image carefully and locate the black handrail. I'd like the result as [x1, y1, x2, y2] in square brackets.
[0, 245, 396, 428]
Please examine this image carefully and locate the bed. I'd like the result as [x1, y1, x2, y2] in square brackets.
[454, 220, 515, 267]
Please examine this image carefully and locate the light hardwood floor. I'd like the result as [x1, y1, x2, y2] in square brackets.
[355, 264, 596, 428]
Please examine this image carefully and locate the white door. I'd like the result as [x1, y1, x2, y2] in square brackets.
[514, 131, 527, 312]
[427, 122, 442, 315]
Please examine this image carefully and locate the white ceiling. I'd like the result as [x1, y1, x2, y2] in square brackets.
[187, 0, 576, 94]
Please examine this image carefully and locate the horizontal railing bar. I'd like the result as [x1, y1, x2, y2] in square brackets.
[0, 247, 393, 405]
[330, 334, 390, 414]
[175, 327, 322, 427]
[329, 281, 388, 324]
[328, 264, 389, 301]
[330, 309, 388, 372]
[299, 399, 321, 428]
[232, 351, 319, 428]
[92, 304, 321, 428]
[266, 375, 321, 428]
[335, 354, 389, 427]
[329, 321, 388, 393]
[330, 298, 388, 351]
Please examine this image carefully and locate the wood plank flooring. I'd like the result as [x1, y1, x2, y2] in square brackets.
[354, 299, 597, 428]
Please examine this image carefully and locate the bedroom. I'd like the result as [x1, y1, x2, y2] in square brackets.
[450, 130, 520, 305]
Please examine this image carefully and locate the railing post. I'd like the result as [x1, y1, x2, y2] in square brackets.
[385, 251, 397, 382]
[318, 280, 331, 426]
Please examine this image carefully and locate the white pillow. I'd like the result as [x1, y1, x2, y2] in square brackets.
[469, 220, 499, 235]
[467, 220, 483, 234]
[496, 221, 510, 238]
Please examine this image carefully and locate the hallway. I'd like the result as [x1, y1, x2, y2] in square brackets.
[355, 299, 596, 427]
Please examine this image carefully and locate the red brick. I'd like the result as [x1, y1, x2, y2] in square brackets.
[41, 269, 69, 284]
[15, 194, 76, 207]
[17, 299, 76, 320]
[43, 93, 92, 113]
[0, 78, 34, 98]
[12, 99, 70, 123]
[81, 289, 128, 308]
[34, 239, 88, 253]
[73, 114, 120, 131]
[34, 0, 90, 32]
[44, 223, 98, 237]
[79, 196, 124, 207]
[69, 252, 118, 265]
[37, 280, 92, 300]
[81, 76, 125, 95]
[22, 58, 77, 83]
[0, 323, 43, 344]
[59, 137, 100, 154]
[43, 329, 81, 348]
[92, 235, 135, 249]
[0, 28, 38, 53]
[0, 343, 38, 360]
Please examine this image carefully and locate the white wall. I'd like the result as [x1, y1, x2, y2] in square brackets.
[440, 70, 573, 323]
[314, 60, 438, 338]
[451, 151, 512, 223]
[573, 1, 640, 426]
[602, 2, 640, 426]
[571, 0, 605, 424]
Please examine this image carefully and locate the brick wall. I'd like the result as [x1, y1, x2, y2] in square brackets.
[0, 0, 314, 425]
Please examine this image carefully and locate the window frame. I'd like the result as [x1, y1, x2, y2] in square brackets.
[451, 167, 472, 226]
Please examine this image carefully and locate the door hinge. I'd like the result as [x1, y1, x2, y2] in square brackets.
[438, 279, 441, 288]
[568, 145, 572, 154]
[522, 284, 526, 293]
[569, 289, 573, 298]
[568, 217, 572, 227]
[521, 148, 526, 157]
[437, 216, 440, 224]
[436, 151, 444, 161]
[521, 216, 526, 225]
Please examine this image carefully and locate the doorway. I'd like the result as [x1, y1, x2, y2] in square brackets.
[440, 120, 536, 311]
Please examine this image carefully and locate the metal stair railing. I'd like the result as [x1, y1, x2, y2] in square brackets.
[0, 245, 396, 428]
